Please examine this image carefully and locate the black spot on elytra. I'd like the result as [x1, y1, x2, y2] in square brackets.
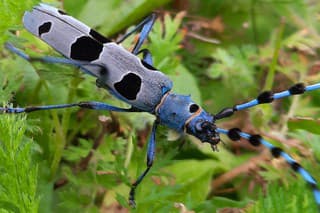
[114, 73, 141, 100]
[38, 22, 52, 36]
[70, 36, 103, 61]
[89, 29, 111, 44]
[99, 66, 108, 76]
[58, 9, 67, 15]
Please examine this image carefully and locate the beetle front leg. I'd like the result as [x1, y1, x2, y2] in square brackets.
[116, 14, 157, 55]
[138, 48, 154, 66]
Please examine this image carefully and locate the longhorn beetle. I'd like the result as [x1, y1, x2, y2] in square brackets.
[3, 3, 320, 208]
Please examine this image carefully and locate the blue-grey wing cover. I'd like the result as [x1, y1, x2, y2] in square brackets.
[96, 43, 173, 112]
[23, 4, 173, 112]
[23, 3, 110, 78]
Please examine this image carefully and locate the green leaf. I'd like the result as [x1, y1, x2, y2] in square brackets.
[70, 0, 171, 36]
[0, 0, 38, 45]
[169, 64, 202, 104]
[148, 12, 185, 73]
[62, 139, 92, 162]
[194, 196, 251, 212]
[288, 117, 320, 135]
[289, 130, 320, 161]
[164, 160, 216, 203]
[207, 45, 258, 98]
[0, 114, 39, 212]
[249, 181, 318, 212]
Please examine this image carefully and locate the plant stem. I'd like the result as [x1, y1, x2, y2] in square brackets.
[264, 19, 285, 91]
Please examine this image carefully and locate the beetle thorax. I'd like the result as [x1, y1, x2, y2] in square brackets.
[155, 93, 220, 149]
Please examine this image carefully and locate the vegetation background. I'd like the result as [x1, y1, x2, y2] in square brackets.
[0, 0, 320, 212]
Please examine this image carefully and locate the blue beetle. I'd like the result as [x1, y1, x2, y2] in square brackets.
[3, 4, 320, 207]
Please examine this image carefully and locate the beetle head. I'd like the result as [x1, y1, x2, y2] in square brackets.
[185, 110, 220, 151]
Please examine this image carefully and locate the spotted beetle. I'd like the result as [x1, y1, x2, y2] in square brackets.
[3, 3, 320, 208]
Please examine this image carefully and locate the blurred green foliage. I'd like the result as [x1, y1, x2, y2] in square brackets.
[0, 0, 320, 212]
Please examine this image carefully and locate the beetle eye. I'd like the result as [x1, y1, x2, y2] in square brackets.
[189, 104, 199, 113]
[201, 121, 211, 130]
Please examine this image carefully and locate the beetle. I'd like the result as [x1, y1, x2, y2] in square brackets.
[3, 3, 320, 208]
